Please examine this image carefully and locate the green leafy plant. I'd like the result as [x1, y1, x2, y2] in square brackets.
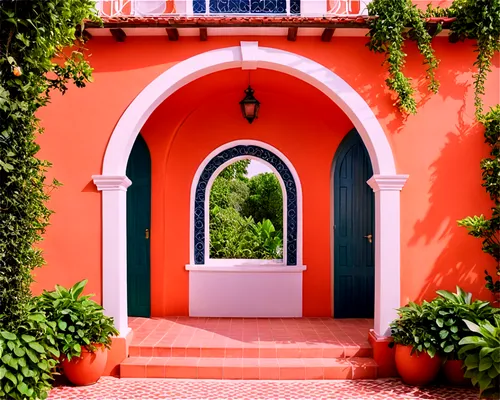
[0, 308, 60, 400]
[0, 1, 98, 330]
[446, 0, 500, 117]
[458, 316, 500, 397]
[367, 0, 499, 117]
[388, 301, 440, 357]
[35, 280, 118, 361]
[367, 0, 440, 114]
[251, 219, 283, 259]
[458, 106, 500, 297]
[429, 286, 499, 359]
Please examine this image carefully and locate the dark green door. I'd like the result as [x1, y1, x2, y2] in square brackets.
[126, 134, 151, 317]
[334, 129, 374, 318]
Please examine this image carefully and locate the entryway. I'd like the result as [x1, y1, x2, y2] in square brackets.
[126, 134, 151, 317]
[333, 129, 375, 318]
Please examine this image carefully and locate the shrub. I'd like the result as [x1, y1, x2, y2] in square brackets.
[0, 308, 59, 400]
[35, 280, 118, 361]
[458, 316, 500, 397]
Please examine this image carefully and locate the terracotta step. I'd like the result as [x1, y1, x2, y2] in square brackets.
[120, 356, 378, 380]
[128, 344, 372, 359]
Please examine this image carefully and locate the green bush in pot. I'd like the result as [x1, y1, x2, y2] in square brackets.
[35, 279, 119, 385]
[389, 301, 443, 385]
[458, 316, 500, 397]
[429, 286, 499, 359]
[35, 279, 118, 361]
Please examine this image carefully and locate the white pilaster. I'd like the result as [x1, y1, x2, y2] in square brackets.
[367, 174, 409, 337]
[300, 0, 327, 17]
[92, 175, 132, 337]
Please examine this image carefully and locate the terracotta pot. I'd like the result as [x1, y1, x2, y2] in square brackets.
[62, 345, 107, 386]
[443, 359, 470, 386]
[395, 344, 442, 386]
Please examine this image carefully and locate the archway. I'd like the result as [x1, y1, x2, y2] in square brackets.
[92, 42, 408, 336]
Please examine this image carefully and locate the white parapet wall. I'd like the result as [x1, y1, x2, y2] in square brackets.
[186, 264, 307, 317]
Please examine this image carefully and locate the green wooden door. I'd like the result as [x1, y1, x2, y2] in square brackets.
[334, 130, 374, 318]
[126, 134, 151, 317]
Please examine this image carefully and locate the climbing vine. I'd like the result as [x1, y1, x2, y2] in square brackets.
[367, 0, 440, 114]
[367, 0, 500, 117]
[458, 106, 500, 298]
[0, 1, 98, 330]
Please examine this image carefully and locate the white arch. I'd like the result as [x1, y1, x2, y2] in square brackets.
[93, 42, 408, 336]
[188, 139, 303, 266]
[102, 42, 395, 177]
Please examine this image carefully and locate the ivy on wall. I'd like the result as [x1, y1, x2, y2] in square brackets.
[0, 1, 98, 331]
[367, 0, 500, 118]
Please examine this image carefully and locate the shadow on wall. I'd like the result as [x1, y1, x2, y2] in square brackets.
[409, 105, 495, 303]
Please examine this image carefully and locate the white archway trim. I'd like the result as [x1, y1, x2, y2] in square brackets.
[101, 42, 396, 177]
[187, 139, 303, 267]
[95, 42, 405, 334]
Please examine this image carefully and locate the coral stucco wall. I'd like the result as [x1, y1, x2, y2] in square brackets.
[34, 36, 499, 316]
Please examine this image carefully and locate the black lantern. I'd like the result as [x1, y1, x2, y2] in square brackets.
[239, 85, 260, 124]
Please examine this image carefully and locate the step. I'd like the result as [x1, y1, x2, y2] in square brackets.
[120, 357, 378, 380]
[128, 344, 373, 359]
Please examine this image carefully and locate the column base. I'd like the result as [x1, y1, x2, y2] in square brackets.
[103, 329, 134, 377]
[368, 329, 397, 378]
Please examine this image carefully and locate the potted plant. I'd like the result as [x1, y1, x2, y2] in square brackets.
[458, 316, 500, 398]
[389, 301, 442, 386]
[429, 287, 499, 386]
[36, 279, 119, 386]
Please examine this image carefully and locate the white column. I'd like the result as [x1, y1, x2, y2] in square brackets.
[92, 175, 132, 337]
[367, 174, 408, 337]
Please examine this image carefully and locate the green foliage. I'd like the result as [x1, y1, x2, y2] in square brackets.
[0, 1, 98, 331]
[209, 207, 282, 259]
[242, 173, 283, 232]
[446, 0, 500, 117]
[209, 162, 284, 259]
[428, 287, 499, 359]
[35, 280, 118, 361]
[458, 316, 500, 397]
[388, 301, 441, 357]
[250, 219, 283, 259]
[367, 0, 499, 117]
[367, 0, 440, 114]
[0, 307, 59, 400]
[458, 106, 500, 296]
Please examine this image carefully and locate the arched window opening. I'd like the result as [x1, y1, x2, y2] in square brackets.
[209, 159, 284, 261]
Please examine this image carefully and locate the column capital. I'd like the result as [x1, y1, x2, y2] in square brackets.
[367, 174, 409, 192]
[92, 175, 132, 192]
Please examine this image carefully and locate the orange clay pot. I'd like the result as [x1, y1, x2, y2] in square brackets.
[443, 359, 470, 386]
[395, 344, 442, 386]
[62, 345, 107, 386]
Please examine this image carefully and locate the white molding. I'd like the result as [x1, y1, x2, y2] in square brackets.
[240, 41, 259, 70]
[186, 264, 307, 272]
[367, 174, 409, 192]
[96, 42, 404, 336]
[92, 175, 132, 191]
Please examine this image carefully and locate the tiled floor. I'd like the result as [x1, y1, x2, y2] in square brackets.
[48, 377, 479, 399]
[128, 317, 373, 357]
[123, 317, 376, 379]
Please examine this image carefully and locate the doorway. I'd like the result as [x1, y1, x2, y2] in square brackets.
[126, 134, 151, 317]
[333, 129, 374, 318]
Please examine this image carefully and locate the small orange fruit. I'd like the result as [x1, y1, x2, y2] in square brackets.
[12, 66, 22, 77]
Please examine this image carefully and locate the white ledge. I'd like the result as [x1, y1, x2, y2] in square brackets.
[185, 264, 307, 273]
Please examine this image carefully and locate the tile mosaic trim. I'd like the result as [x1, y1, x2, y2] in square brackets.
[194, 145, 297, 265]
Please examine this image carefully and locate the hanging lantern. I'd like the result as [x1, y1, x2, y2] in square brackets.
[239, 86, 260, 124]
